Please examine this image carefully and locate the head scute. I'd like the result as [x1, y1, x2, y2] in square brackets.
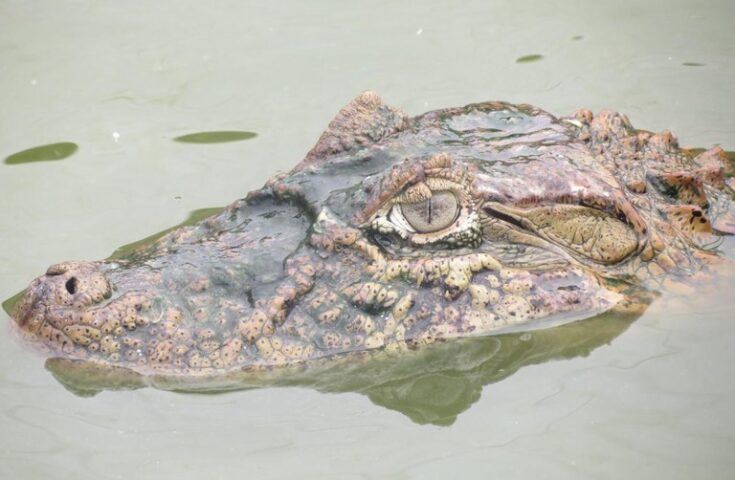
[295, 91, 408, 172]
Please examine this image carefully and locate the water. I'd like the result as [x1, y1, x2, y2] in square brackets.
[1, 0, 734, 478]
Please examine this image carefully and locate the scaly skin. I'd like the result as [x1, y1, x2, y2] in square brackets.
[9, 92, 735, 378]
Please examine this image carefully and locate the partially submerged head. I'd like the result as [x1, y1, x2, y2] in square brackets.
[10, 92, 735, 376]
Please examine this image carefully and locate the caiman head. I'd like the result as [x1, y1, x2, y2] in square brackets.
[9, 92, 735, 376]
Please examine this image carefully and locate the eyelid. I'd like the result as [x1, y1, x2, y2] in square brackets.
[388, 205, 416, 233]
[394, 182, 433, 205]
[394, 178, 466, 203]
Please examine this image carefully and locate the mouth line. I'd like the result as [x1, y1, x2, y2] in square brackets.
[483, 204, 529, 230]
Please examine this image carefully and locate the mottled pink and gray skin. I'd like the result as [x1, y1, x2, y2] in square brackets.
[10, 92, 735, 377]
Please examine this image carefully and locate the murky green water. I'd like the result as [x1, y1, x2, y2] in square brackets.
[1, 1, 734, 478]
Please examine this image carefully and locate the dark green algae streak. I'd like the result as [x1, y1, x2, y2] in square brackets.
[515, 54, 544, 64]
[4, 142, 78, 165]
[173, 131, 257, 144]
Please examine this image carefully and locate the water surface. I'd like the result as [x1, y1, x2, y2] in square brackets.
[1, 1, 734, 479]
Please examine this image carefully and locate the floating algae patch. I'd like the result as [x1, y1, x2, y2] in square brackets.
[173, 131, 257, 144]
[4, 142, 78, 165]
[516, 54, 544, 64]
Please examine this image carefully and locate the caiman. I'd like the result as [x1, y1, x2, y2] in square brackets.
[7, 92, 735, 390]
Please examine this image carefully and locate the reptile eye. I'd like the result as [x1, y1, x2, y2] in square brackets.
[400, 191, 459, 233]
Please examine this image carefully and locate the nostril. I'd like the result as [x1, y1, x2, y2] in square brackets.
[65, 277, 78, 295]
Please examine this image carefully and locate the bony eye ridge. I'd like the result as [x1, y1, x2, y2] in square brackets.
[399, 191, 459, 233]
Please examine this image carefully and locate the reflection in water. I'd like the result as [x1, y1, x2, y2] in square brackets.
[515, 54, 544, 64]
[173, 131, 257, 144]
[4, 142, 78, 165]
[45, 309, 642, 426]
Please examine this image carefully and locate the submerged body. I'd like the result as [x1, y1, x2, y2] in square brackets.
[9, 92, 735, 379]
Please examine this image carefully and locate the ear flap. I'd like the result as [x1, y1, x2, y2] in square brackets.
[295, 91, 408, 171]
[647, 147, 732, 208]
[647, 170, 709, 207]
[660, 204, 719, 247]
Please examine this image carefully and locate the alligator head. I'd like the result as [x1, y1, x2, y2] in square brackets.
[9, 92, 735, 380]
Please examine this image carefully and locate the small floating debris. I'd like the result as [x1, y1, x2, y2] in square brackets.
[4, 142, 78, 165]
[516, 54, 544, 64]
[572, 35, 584, 41]
[682, 62, 705, 67]
[173, 131, 257, 144]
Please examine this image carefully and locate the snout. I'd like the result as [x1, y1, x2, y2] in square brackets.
[12, 261, 112, 337]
